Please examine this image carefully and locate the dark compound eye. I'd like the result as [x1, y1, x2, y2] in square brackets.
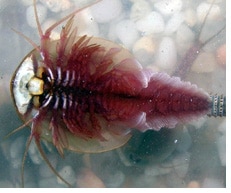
[36, 67, 46, 78]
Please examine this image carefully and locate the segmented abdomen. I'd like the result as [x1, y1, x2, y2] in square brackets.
[39, 36, 214, 138]
[46, 65, 211, 137]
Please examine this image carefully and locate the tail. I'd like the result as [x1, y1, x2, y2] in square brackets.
[208, 94, 226, 117]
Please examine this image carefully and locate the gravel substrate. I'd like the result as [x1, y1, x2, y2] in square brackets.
[0, 0, 226, 188]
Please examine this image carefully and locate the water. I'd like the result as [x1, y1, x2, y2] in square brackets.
[0, 0, 226, 188]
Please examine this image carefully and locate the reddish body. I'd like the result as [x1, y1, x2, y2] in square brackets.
[26, 32, 210, 145]
[9, 0, 220, 187]
[12, 13, 211, 152]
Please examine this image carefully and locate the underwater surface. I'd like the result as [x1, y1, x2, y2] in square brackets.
[0, 0, 226, 188]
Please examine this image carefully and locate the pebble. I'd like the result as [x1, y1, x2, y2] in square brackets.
[90, 0, 122, 23]
[0, 76, 11, 106]
[216, 120, 226, 166]
[156, 37, 177, 71]
[132, 174, 158, 188]
[136, 11, 165, 35]
[10, 137, 25, 169]
[165, 171, 185, 187]
[115, 20, 139, 49]
[2, 0, 226, 189]
[217, 119, 226, 135]
[73, 9, 99, 36]
[145, 164, 172, 177]
[164, 12, 184, 35]
[175, 128, 192, 152]
[130, 0, 152, 21]
[145, 152, 190, 187]
[28, 140, 43, 165]
[184, 9, 197, 27]
[171, 152, 190, 178]
[57, 165, 76, 185]
[176, 24, 195, 56]
[133, 36, 156, 53]
[40, 0, 71, 12]
[216, 135, 225, 166]
[202, 178, 224, 188]
[207, 0, 223, 3]
[106, 170, 125, 188]
[76, 168, 105, 188]
[189, 117, 207, 129]
[196, 2, 222, 23]
[39, 155, 57, 178]
[39, 177, 60, 188]
[191, 52, 217, 73]
[19, 0, 33, 6]
[153, 0, 183, 16]
[0, 180, 14, 188]
[26, 3, 47, 28]
[187, 181, 200, 188]
[216, 44, 226, 67]
[132, 36, 156, 64]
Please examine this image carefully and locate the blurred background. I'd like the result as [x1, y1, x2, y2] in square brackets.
[0, 0, 226, 187]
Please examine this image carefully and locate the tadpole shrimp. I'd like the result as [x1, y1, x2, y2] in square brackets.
[9, 0, 225, 188]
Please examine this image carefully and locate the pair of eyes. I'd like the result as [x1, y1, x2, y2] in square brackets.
[12, 58, 48, 114]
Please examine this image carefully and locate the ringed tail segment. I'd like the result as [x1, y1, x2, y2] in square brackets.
[208, 94, 226, 117]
